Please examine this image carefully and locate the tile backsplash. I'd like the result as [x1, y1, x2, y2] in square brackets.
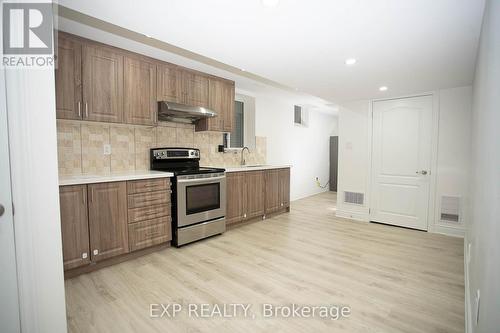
[56, 120, 267, 176]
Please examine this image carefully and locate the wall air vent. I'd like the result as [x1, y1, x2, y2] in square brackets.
[440, 195, 460, 223]
[344, 191, 364, 205]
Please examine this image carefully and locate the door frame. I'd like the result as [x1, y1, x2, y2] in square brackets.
[367, 92, 440, 232]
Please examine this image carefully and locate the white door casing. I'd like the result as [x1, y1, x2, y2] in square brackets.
[0, 67, 21, 331]
[370, 95, 433, 230]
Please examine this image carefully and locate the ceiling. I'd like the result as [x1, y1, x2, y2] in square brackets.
[58, 0, 485, 104]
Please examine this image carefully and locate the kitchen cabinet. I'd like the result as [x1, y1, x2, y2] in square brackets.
[127, 178, 172, 252]
[226, 170, 267, 225]
[245, 171, 265, 219]
[83, 43, 124, 123]
[226, 172, 246, 225]
[157, 62, 182, 103]
[182, 70, 209, 108]
[196, 78, 235, 132]
[124, 55, 157, 125]
[59, 185, 90, 270]
[265, 168, 291, 214]
[55, 33, 83, 120]
[88, 182, 129, 262]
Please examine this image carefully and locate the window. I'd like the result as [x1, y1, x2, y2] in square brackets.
[223, 94, 256, 150]
[230, 100, 244, 148]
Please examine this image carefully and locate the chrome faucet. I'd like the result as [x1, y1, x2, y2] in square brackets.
[241, 146, 250, 166]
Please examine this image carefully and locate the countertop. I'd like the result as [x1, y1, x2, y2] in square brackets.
[59, 170, 174, 186]
[206, 165, 292, 173]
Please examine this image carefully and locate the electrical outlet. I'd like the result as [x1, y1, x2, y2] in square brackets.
[315, 177, 320, 187]
[103, 144, 112, 155]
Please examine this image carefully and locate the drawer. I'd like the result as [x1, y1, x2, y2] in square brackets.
[128, 203, 171, 223]
[128, 217, 172, 252]
[128, 190, 170, 209]
[127, 178, 170, 194]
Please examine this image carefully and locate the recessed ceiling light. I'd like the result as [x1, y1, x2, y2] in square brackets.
[241, 68, 246, 72]
[144, 34, 152, 38]
[379, 86, 388, 91]
[345, 58, 357, 66]
[261, 0, 280, 8]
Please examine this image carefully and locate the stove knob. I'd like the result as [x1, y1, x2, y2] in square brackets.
[190, 151, 194, 156]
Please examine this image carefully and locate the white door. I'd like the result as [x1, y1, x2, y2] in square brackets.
[370, 95, 433, 230]
[0, 67, 21, 331]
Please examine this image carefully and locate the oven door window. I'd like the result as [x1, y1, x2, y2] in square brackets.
[185, 183, 220, 215]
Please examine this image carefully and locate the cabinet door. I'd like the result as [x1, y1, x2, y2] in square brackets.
[157, 63, 182, 103]
[265, 169, 281, 214]
[279, 168, 290, 208]
[82, 43, 124, 122]
[88, 182, 128, 262]
[207, 79, 224, 131]
[225, 172, 246, 225]
[245, 171, 265, 219]
[124, 56, 157, 125]
[222, 82, 235, 132]
[55, 34, 82, 120]
[59, 185, 90, 270]
[183, 71, 209, 107]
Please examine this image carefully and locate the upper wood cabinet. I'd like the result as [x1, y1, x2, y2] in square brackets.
[157, 62, 182, 103]
[196, 78, 234, 132]
[182, 71, 209, 107]
[55, 32, 234, 129]
[88, 181, 129, 262]
[55, 34, 83, 120]
[124, 55, 157, 125]
[59, 185, 90, 270]
[83, 43, 124, 123]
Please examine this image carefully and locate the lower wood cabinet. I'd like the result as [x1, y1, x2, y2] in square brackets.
[59, 185, 91, 270]
[59, 177, 172, 274]
[88, 182, 129, 262]
[226, 168, 289, 226]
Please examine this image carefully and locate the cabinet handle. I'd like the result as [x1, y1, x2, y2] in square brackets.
[85, 102, 88, 118]
[77, 101, 82, 118]
[89, 188, 93, 202]
[82, 187, 86, 205]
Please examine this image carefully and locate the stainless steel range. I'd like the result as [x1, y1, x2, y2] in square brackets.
[150, 148, 226, 246]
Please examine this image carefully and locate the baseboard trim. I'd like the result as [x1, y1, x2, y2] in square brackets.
[464, 237, 472, 333]
[335, 209, 369, 222]
[431, 224, 465, 238]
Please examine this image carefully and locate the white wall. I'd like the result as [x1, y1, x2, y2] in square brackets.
[255, 94, 338, 201]
[467, 1, 500, 332]
[5, 65, 68, 331]
[336, 100, 371, 220]
[336, 87, 473, 236]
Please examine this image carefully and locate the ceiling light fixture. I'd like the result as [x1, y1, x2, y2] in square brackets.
[241, 68, 246, 72]
[261, 0, 280, 8]
[345, 58, 357, 66]
[379, 86, 388, 91]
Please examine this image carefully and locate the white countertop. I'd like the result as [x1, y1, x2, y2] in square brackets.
[59, 170, 174, 186]
[207, 165, 292, 173]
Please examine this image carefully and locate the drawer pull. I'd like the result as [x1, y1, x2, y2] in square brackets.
[145, 230, 162, 238]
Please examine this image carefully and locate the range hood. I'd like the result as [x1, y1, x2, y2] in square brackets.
[157, 101, 217, 123]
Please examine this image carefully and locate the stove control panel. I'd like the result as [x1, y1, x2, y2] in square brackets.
[152, 148, 200, 160]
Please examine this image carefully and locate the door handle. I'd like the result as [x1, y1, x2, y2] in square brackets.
[0, 204, 5, 217]
[416, 170, 428, 175]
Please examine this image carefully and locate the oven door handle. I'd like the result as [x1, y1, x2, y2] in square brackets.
[177, 175, 226, 183]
